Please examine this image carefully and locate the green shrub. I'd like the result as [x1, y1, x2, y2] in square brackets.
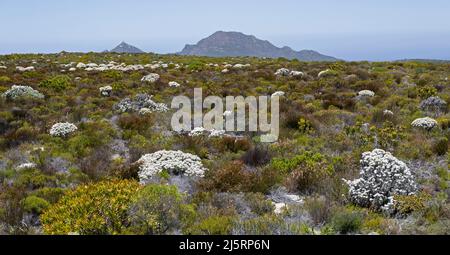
[128, 184, 196, 235]
[432, 137, 448, 156]
[39, 75, 72, 92]
[331, 208, 364, 234]
[394, 192, 432, 215]
[187, 216, 235, 235]
[40, 180, 141, 235]
[23, 195, 50, 214]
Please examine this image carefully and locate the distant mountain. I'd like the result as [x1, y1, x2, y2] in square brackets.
[109, 42, 145, 54]
[179, 31, 338, 61]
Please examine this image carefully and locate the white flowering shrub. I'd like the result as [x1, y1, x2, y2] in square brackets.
[358, 90, 375, 97]
[275, 68, 290, 76]
[49, 122, 78, 137]
[344, 149, 417, 213]
[168, 81, 180, 87]
[318, 69, 336, 78]
[383, 110, 394, 116]
[16, 66, 35, 72]
[2, 85, 44, 100]
[99, 86, 112, 97]
[115, 94, 168, 113]
[136, 150, 207, 183]
[290, 70, 304, 77]
[141, 73, 160, 83]
[209, 129, 226, 137]
[16, 163, 37, 170]
[411, 117, 438, 131]
[189, 127, 208, 137]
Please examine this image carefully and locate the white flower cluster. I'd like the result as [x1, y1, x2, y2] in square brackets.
[0, 65, 7, 69]
[274, 68, 304, 77]
[137, 150, 207, 182]
[2, 85, 44, 100]
[358, 90, 375, 97]
[420, 96, 447, 114]
[99, 86, 112, 97]
[141, 73, 160, 83]
[383, 110, 394, 116]
[49, 122, 78, 137]
[76, 62, 146, 72]
[16, 66, 35, 72]
[188, 127, 226, 138]
[16, 163, 37, 170]
[411, 117, 438, 131]
[232, 63, 251, 69]
[115, 94, 168, 113]
[344, 149, 417, 213]
[168, 81, 180, 87]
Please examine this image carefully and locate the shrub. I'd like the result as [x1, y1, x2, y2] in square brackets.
[40, 180, 141, 235]
[186, 216, 234, 235]
[128, 184, 195, 235]
[331, 208, 364, 234]
[417, 85, 437, 99]
[285, 160, 333, 193]
[394, 192, 432, 215]
[241, 145, 271, 166]
[39, 75, 72, 92]
[344, 149, 418, 213]
[22, 195, 50, 214]
[199, 161, 254, 193]
[432, 137, 448, 156]
[244, 193, 275, 216]
[304, 196, 333, 225]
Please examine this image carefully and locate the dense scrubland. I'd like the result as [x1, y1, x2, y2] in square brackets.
[0, 52, 449, 235]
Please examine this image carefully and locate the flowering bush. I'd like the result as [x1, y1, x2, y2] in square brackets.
[136, 150, 207, 183]
[275, 68, 290, 76]
[141, 73, 160, 83]
[344, 149, 417, 213]
[99, 86, 112, 97]
[168, 81, 180, 87]
[115, 94, 168, 113]
[411, 117, 438, 131]
[49, 122, 78, 137]
[2, 85, 44, 99]
[358, 90, 375, 97]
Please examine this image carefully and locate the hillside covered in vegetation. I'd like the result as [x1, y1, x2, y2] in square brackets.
[0, 53, 449, 235]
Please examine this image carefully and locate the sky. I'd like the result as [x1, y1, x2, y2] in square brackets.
[1, 0, 450, 61]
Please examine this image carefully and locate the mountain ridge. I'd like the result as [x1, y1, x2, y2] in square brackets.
[178, 31, 338, 61]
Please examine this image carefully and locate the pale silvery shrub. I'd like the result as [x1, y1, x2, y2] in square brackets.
[344, 149, 417, 213]
[275, 68, 290, 76]
[420, 96, 447, 115]
[318, 69, 335, 78]
[136, 150, 207, 183]
[209, 129, 226, 137]
[3, 85, 44, 100]
[168, 81, 180, 87]
[115, 94, 168, 113]
[383, 110, 394, 116]
[16, 163, 37, 170]
[358, 90, 375, 97]
[49, 122, 78, 137]
[141, 73, 160, 83]
[189, 127, 207, 137]
[411, 117, 438, 131]
[99, 86, 112, 97]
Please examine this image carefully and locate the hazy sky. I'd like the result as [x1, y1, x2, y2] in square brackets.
[1, 0, 450, 61]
